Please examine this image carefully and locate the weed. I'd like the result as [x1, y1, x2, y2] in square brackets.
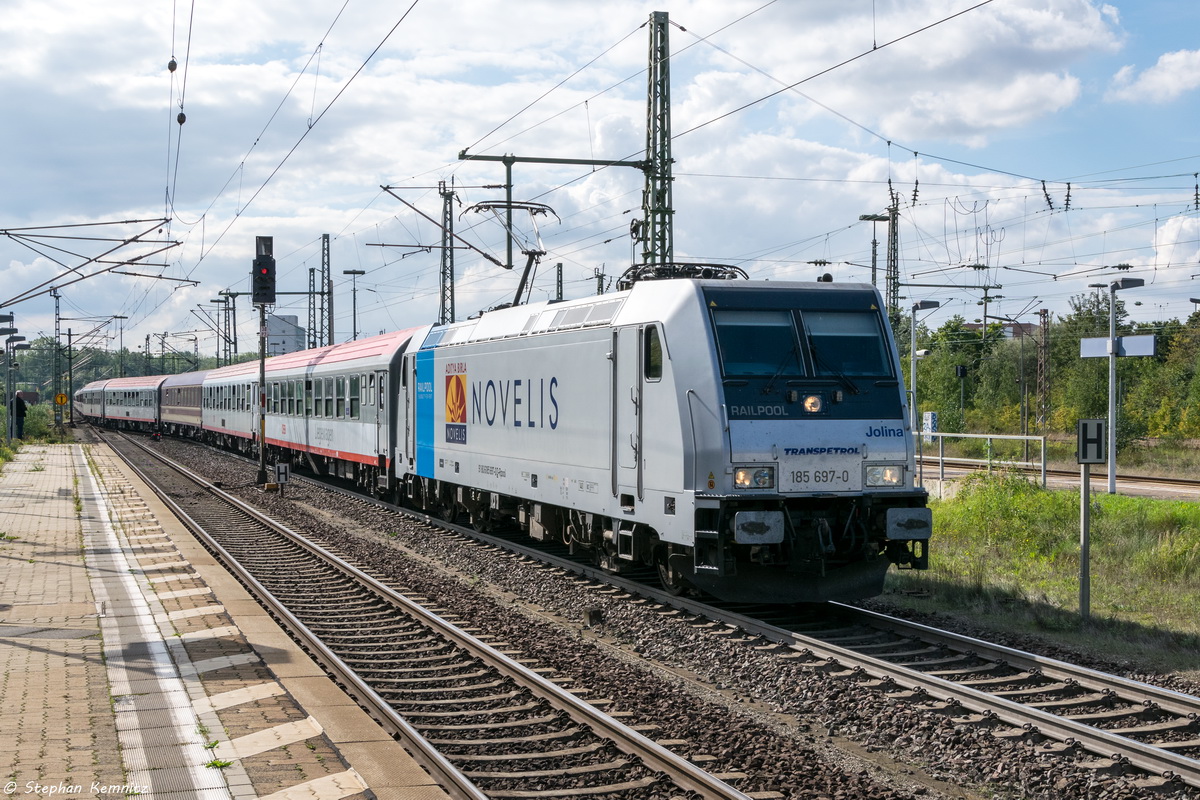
[203, 758, 233, 769]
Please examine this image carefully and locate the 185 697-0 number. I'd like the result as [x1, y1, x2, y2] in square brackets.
[790, 469, 850, 484]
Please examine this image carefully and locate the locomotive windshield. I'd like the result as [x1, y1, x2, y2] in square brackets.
[803, 310, 892, 377]
[712, 309, 804, 377]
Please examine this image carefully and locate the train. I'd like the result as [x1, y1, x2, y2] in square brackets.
[76, 277, 931, 603]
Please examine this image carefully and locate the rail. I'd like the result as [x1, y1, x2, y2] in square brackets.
[916, 431, 1047, 488]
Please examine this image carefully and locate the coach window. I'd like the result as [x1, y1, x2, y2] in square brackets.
[644, 326, 663, 381]
[314, 379, 324, 417]
[305, 380, 313, 416]
[350, 375, 361, 419]
[324, 377, 334, 417]
[367, 373, 375, 406]
[336, 376, 346, 417]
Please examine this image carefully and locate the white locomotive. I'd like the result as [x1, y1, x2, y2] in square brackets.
[77, 277, 931, 603]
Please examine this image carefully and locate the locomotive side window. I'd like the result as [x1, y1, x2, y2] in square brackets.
[803, 311, 892, 377]
[712, 310, 804, 377]
[644, 326, 663, 381]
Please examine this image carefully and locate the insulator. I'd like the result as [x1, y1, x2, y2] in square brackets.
[168, 58, 177, 72]
[177, 112, 186, 125]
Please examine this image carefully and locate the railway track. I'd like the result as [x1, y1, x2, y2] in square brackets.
[103, 429, 1200, 796]
[710, 603, 1200, 790]
[103, 432, 756, 800]
[260, 451, 1200, 791]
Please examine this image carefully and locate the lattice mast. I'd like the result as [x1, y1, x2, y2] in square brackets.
[1036, 307, 1051, 433]
[885, 195, 900, 326]
[439, 180, 456, 325]
[641, 11, 674, 270]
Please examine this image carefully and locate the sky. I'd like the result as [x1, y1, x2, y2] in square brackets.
[2, 0, 1198, 368]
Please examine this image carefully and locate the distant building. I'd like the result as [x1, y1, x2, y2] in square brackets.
[267, 314, 306, 355]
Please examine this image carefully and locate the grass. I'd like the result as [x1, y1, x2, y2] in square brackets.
[881, 472, 1200, 678]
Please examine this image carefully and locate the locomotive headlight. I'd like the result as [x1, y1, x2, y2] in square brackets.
[802, 394, 823, 413]
[734, 466, 775, 489]
[865, 465, 904, 487]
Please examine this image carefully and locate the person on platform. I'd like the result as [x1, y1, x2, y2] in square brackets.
[12, 391, 27, 439]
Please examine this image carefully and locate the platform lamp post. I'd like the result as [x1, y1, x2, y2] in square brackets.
[4, 330, 30, 444]
[2, 318, 15, 441]
[343, 270, 365, 341]
[1089, 278, 1143, 494]
[910, 301, 940, 431]
[911, 300, 939, 486]
[860, 213, 889, 287]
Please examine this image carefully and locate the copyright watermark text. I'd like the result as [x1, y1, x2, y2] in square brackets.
[4, 782, 149, 796]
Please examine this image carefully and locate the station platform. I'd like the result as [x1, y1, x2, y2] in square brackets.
[0, 442, 449, 800]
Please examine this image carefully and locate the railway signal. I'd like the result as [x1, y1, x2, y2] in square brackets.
[252, 235, 273, 485]
[251, 254, 276, 305]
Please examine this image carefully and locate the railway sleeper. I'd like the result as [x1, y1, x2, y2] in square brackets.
[453, 742, 605, 763]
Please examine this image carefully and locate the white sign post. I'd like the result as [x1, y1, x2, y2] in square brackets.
[1076, 419, 1105, 620]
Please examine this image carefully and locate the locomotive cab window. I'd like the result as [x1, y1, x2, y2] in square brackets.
[803, 311, 892, 377]
[712, 309, 804, 377]
[644, 326, 663, 381]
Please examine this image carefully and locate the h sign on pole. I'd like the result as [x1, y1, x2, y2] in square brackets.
[1076, 419, 1105, 464]
[1077, 418, 1104, 620]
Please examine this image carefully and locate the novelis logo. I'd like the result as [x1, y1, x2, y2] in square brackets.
[445, 369, 467, 444]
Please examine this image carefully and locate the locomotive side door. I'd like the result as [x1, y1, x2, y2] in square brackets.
[401, 354, 415, 473]
[612, 326, 643, 504]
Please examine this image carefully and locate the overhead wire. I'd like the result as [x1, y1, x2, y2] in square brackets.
[180, 0, 422, 284]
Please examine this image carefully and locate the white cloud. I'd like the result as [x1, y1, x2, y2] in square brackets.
[878, 72, 1082, 145]
[2, 0, 1197, 349]
[1107, 49, 1200, 103]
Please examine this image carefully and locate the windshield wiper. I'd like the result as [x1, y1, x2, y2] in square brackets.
[763, 344, 801, 395]
[805, 333, 860, 395]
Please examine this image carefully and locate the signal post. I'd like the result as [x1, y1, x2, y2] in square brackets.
[251, 236, 276, 485]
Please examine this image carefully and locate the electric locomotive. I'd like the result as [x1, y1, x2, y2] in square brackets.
[397, 277, 930, 603]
